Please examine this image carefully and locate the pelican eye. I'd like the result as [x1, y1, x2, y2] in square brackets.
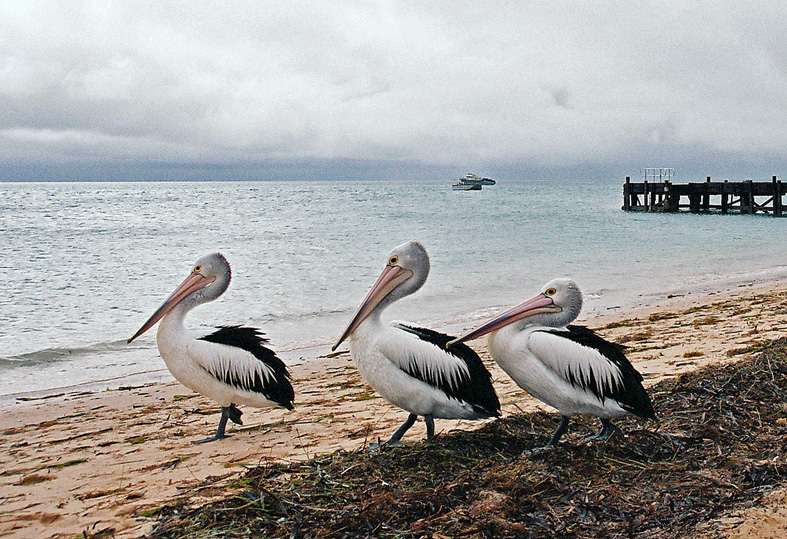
[194, 265, 202, 273]
[388, 255, 399, 266]
[545, 288, 557, 296]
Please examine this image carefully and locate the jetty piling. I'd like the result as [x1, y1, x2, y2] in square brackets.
[623, 175, 785, 217]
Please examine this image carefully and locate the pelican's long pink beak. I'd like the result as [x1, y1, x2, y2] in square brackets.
[127, 271, 212, 343]
[332, 264, 412, 351]
[448, 293, 561, 347]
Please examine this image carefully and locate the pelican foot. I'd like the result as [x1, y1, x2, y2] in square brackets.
[368, 440, 404, 453]
[586, 419, 620, 442]
[191, 433, 230, 444]
[546, 415, 571, 446]
[193, 407, 233, 443]
[385, 413, 418, 447]
[585, 433, 608, 442]
[521, 444, 558, 458]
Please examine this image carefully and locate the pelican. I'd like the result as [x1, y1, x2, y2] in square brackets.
[332, 241, 500, 446]
[449, 278, 655, 446]
[128, 253, 294, 443]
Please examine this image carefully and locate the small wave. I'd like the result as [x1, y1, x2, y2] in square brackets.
[249, 307, 355, 325]
[0, 339, 143, 368]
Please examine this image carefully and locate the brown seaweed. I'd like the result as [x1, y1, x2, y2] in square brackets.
[141, 338, 787, 539]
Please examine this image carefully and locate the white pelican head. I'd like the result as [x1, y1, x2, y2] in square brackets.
[128, 253, 231, 343]
[449, 278, 583, 346]
[332, 241, 429, 351]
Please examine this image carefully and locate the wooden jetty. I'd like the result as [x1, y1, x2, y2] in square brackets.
[623, 174, 785, 217]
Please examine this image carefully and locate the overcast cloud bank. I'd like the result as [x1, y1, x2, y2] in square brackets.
[2, 1, 786, 181]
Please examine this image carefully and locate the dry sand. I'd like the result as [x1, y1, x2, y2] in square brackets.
[2, 281, 787, 539]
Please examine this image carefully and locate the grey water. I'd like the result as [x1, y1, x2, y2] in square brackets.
[1, 179, 785, 402]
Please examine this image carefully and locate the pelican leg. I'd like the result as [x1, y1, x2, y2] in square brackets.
[424, 415, 435, 440]
[386, 413, 418, 445]
[548, 415, 571, 446]
[587, 418, 619, 441]
[192, 406, 233, 444]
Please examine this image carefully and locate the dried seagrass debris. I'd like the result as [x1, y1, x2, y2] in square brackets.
[144, 338, 787, 539]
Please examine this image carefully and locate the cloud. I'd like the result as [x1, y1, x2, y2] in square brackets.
[1, 1, 787, 180]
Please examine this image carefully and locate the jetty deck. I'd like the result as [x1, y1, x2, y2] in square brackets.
[623, 175, 785, 216]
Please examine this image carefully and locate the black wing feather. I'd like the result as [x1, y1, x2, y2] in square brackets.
[199, 325, 295, 410]
[539, 325, 655, 419]
[396, 324, 501, 418]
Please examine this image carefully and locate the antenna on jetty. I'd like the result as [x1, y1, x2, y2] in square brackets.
[640, 167, 674, 182]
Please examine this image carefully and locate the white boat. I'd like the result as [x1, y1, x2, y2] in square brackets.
[451, 173, 496, 190]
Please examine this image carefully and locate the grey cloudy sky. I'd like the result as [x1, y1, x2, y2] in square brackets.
[2, 1, 786, 181]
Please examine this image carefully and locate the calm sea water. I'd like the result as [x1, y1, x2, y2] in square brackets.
[1, 179, 785, 402]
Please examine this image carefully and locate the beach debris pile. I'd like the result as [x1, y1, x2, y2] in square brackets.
[144, 338, 787, 539]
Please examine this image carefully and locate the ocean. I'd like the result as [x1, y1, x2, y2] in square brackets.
[1, 179, 785, 404]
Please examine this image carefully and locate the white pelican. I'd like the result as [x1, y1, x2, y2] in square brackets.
[449, 278, 655, 446]
[332, 241, 500, 446]
[128, 253, 294, 443]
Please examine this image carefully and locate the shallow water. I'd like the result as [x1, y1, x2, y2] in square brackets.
[1, 179, 785, 400]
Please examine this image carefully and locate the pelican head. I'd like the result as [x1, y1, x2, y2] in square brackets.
[127, 253, 231, 343]
[449, 278, 582, 346]
[332, 240, 429, 351]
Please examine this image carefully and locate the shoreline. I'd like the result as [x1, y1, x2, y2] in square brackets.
[2, 280, 787, 538]
[4, 267, 787, 410]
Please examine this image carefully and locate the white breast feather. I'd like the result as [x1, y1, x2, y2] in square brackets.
[528, 331, 623, 395]
[187, 339, 276, 388]
[380, 322, 470, 391]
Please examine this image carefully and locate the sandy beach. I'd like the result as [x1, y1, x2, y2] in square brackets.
[2, 280, 787, 539]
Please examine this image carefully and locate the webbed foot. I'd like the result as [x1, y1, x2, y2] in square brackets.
[586, 418, 619, 441]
